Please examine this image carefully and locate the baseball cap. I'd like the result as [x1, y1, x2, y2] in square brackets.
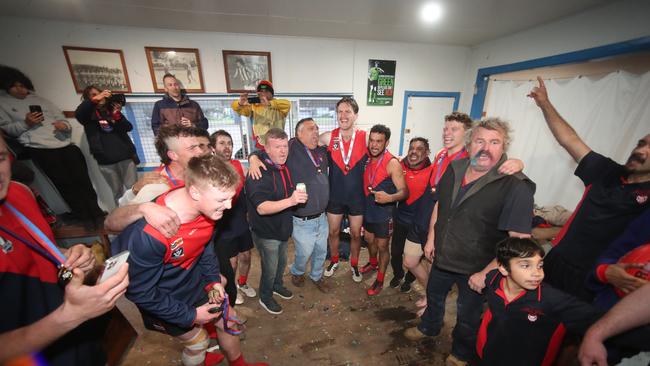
[257, 80, 274, 95]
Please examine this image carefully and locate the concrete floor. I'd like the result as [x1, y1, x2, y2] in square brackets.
[118, 242, 457, 366]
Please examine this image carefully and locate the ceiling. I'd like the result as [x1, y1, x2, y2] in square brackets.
[1, 0, 619, 46]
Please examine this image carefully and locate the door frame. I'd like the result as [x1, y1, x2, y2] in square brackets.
[399, 91, 460, 155]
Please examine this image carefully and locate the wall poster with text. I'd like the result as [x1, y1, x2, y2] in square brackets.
[367, 59, 396, 106]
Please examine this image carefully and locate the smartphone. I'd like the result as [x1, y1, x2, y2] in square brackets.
[29, 105, 43, 114]
[99, 250, 130, 283]
[247, 96, 261, 104]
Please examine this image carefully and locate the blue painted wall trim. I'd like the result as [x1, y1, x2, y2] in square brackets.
[469, 36, 650, 119]
[399, 91, 460, 155]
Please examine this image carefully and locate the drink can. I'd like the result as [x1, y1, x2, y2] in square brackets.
[296, 183, 307, 192]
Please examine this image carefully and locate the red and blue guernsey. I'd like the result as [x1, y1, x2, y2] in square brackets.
[395, 159, 433, 226]
[1, 182, 105, 365]
[215, 160, 248, 239]
[363, 150, 398, 223]
[411, 147, 468, 242]
[156, 164, 185, 188]
[111, 187, 221, 328]
[328, 128, 367, 207]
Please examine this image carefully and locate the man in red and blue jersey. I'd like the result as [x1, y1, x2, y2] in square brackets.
[0, 133, 130, 365]
[111, 154, 266, 366]
[320, 97, 368, 283]
[119, 124, 211, 205]
[210, 130, 256, 306]
[361, 124, 408, 296]
[389, 137, 432, 293]
[109, 125, 211, 238]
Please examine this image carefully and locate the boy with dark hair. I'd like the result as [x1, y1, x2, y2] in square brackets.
[477, 238, 650, 366]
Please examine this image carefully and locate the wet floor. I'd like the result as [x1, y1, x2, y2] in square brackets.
[118, 243, 457, 366]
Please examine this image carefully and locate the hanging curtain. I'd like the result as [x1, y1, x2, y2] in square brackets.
[485, 71, 650, 209]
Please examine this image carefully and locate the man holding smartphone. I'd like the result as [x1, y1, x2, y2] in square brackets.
[0, 133, 130, 366]
[0, 66, 105, 227]
[231, 80, 290, 150]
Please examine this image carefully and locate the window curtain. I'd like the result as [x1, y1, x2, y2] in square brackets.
[484, 71, 650, 209]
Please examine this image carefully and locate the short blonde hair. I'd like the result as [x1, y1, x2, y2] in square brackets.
[466, 117, 513, 151]
[185, 154, 240, 190]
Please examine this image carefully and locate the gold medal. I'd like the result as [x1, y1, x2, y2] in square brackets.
[345, 164, 350, 171]
[58, 266, 73, 286]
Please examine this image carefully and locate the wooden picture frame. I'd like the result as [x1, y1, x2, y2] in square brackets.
[62, 46, 131, 93]
[222, 50, 272, 93]
[145, 47, 205, 93]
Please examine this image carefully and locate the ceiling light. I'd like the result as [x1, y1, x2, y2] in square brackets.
[421, 3, 443, 23]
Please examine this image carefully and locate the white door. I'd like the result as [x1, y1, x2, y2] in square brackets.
[400, 96, 456, 156]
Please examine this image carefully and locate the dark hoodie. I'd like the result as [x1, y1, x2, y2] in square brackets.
[245, 152, 295, 241]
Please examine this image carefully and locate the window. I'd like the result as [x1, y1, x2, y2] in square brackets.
[122, 94, 345, 168]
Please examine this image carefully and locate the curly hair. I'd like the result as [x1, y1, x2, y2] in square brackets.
[444, 112, 473, 131]
[0, 65, 35, 92]
[155, 125, 209, 165]
[370, 124, 391, 141]
[466, 117, 513, 151]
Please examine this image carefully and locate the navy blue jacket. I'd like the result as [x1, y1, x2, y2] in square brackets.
[111, 202, 220, 328]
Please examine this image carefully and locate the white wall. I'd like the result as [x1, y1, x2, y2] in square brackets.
[459, 0, 650, 208]
[0, 16, 470, 152]
[0, 16, 469, 209]
[461, 0, 650, 113]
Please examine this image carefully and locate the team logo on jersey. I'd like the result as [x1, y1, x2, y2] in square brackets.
[171, 247, 185, 259]
[170, 238, 183, 251]
[522, 307, 544, 322]
[332, 137, 340, 151]
[0, 236, 13, 254]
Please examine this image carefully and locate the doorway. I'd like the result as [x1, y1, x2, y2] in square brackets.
[399, 91, 460, 155]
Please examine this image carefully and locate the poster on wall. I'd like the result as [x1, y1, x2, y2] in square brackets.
[62, 46, 131, 93]
[145, 47, 205, 93]
[367, 59, 396, 106]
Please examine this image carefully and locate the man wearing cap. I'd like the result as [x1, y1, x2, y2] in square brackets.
[231, 80, 290, 150]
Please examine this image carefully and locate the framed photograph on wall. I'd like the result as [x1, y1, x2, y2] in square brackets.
[145, 47, 205, 93]
[62, 46, 131, 93]
[222, 50, 272, 93]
